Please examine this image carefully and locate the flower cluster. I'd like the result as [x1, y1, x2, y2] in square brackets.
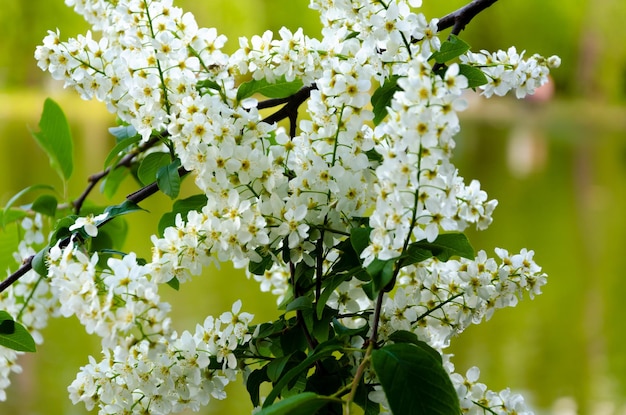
[47, 243, 172, 348]
[0, 215, 55, 401]
[45, 237, 254, 413]
[68, 300, 252, 414]
[378, 248, 547, 349]
[462, 47, 561, 98]
[5, 0, 561, 413]
[450, 366, 532, 415]
[35, 0, 229, 140]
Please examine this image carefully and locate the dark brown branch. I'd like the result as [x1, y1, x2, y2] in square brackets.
[261, 84, 317, 128]
[0, 257, 34, 293]
[437, 0, 498, 36]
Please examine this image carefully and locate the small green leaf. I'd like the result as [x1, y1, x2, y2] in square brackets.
[196, 79, 221, 93]
[137, 152, 171, 185]
[166, 276, 180, 291]
[247, 366, 270, 407]
[0, 209, 28, 227]
[32, 247, 50, 277]
[257, 392, 334, 415]
[104, 135, 141, 168]
[108, 125, 138, 141]
[248, 249, 274, 276]
[50, 215, 78, 242]
[371, 343, 460, 415]
[402, 246, 433, 266]
[458, 63, 489, 88]
[32, 98, 74, 182]
[0, 223, 20, 270]
[430, 35, 471, 64]
[267, 354, 293, 382]
[237, 75, 304, 101]
[104, 200, 145, 219]
[371, 75, 401, 125]
[367, 259, 396, 292]
[0, 312, 36, 352]
[3, 184, 55, 227]
[93, 217, 129, 251]
[158, 194, 208, 236]
[32, 194, 57, 217]
[286, 296, 312, 313]
[157, 159, 182, 199]
[350, 227, 372, 256]
[410, 232, 475, 262]
[316, 273, 354, 319]
[101, 166, 129, 199]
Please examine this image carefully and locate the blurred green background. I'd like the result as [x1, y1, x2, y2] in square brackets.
[1, 0, 626, 414]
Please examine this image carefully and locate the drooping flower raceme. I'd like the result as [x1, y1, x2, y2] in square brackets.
[12, 0, 562, 413]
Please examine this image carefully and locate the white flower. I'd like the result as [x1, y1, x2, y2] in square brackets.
[69, 213, 108, 237]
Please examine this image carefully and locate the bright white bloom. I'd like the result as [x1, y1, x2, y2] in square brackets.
[69, 212, 108, 237]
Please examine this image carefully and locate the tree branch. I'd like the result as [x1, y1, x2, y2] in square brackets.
[261, 84, 317, 135]
[437, 0, 499, 36]
[0, 167, 189, 294]
[0, 257, 34, 294]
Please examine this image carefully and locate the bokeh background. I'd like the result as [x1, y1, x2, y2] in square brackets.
[1, 0, 626, 414]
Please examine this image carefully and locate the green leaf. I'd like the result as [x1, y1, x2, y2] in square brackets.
[367, 259, 396, 292]
[248, 249, 274, 276]
[316, 273, 354, 319]
[257, 392, 334, 415]
[0, 223, 20, 270]
[247, 366, 270, 407]
[458, 63, 489, 88]
[2, 184, 55, 226]
[196, 79, 222, 93]
[350, 227, 372, 256]
[157, 159, 182, 199]
[0, 209, 28, 227]
[50, 215, 78, 242]
[0, 311, 36, 352]
[158, 194, 208, 237]
[104, 200, 145, 219]
[286, 296, 312, 313]
[409, 232, 475, 262]
[388, 331, 443, 364]
[237, 75, 304, 101]
[93, 217, 128, 251]
[108, 125, 138, 141]
[267, 354, 293, 383]
[166, 276, 180, 291]
[101, 166, 129, 199]
[371, 343, 460, 415]
[263, 339, 343, 407]
[32, 98, 73, 181]
[402, 246, 434, 266]
[32, 194, 57, 217]
[103, 135, 141, 168]
[31, 246, 50, 277]
[371, 75, 401, 125]
[430, 35, 471, 64]
[137, 152, 171, 185]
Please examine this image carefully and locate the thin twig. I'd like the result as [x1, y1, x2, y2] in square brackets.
[437, 0, 499, 35]
[0, 257, 34, 293]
